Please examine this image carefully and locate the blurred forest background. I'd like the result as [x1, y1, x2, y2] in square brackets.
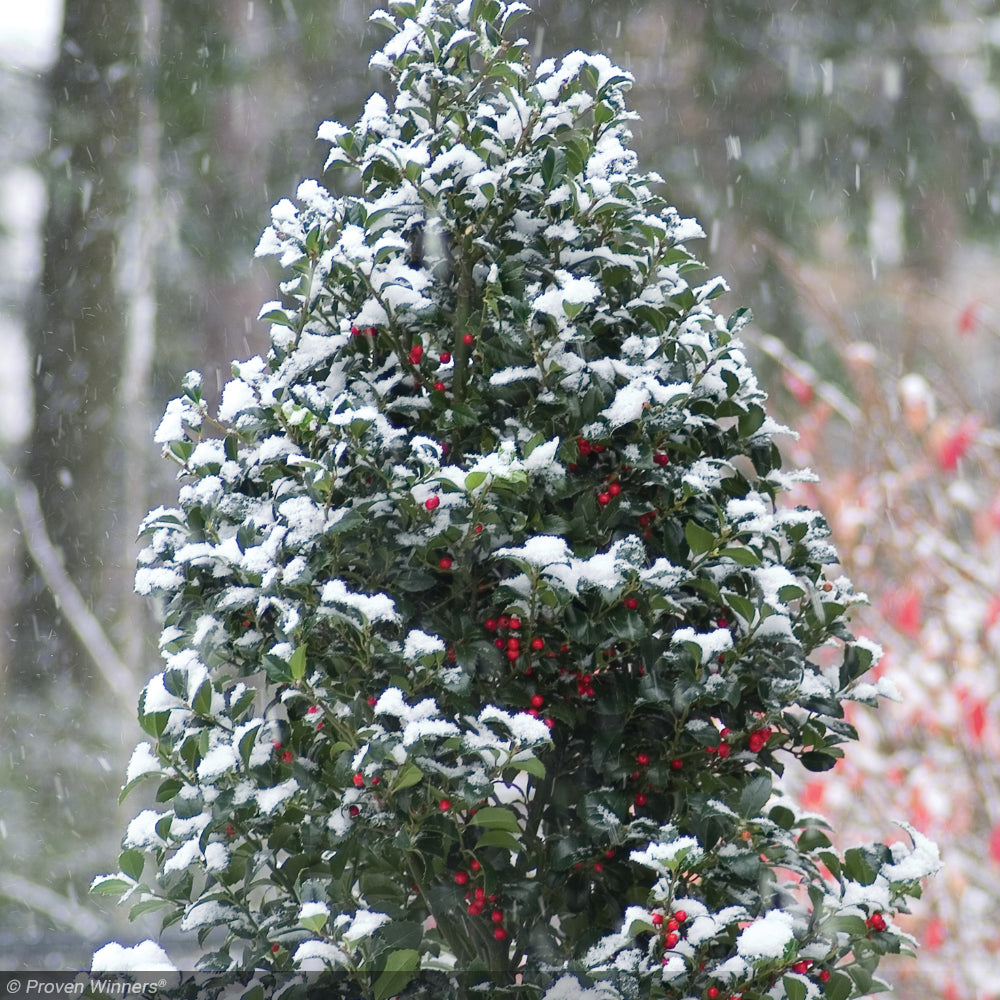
[2, 0, 1000, 993]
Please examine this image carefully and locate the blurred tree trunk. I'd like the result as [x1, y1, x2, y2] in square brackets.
[15, 0, 140, 685]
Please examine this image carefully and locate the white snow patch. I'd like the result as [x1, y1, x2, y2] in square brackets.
[92, 940, 177, 972]
[321, 579, 399, 623]
[340, 909, 390, 942]
[125, 742, 161, 784]
[736, 909, 795, 960]
[403, 629, 446, 660]
[672, 627, 733, 663]
[293, 939, 349, 969]
[256, 778, 299, 814]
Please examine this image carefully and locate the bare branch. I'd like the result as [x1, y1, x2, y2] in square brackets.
[2, 465, 135, 714]
[0, 871, 110, 938]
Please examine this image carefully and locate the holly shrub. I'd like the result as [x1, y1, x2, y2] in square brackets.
[92, 2, 939, 997]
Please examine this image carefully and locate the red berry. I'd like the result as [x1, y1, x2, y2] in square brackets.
[498, 615, 511, 628]
[353, 773, 364, 787]
[509, 616, 522, 630]
[507, 637, 521, 649]
[271, 943, 280, 954]
[367, 327, 377, 337]
[637, 752, 650, 766]
[717, 744, 731, 758]
[491, 909, 504, 923]
[592, 861, 603, 873]
[494, 638, 505, 649]
[439, 798, 451, 811]
[506, 649, 519, 661]
[597, 492, 611, 505]
[433, 381, 446, 392]
[792, 960, 810, 974]
[635, 793, 647, 806]
[493, 927, 507, 941]
[671, 758, 683, 770]
[439, 556, 453, 570]
[425, 495, 440, 510]
[707, 989, 720, 999]
[665, 932, 679, 947]
[608, 482, 621, 496]
[484, 618, 498, 630]
[454, 871, 468, 885]
[349, 805, 359, 817]
[475, 523, 483, 533]
[654, 452, 669, 466]
[440, 351, 451, 363]
[577, 437, 591, 455]
[651, 913, 664, 926]
[468, 902, 484, 915]
[605, 849, 615, 858]
[225, 824, 236, 837]
[367, 696, 377, 706]
[818, 970, 831, 983]
[409, 345, 423, 364]
[667, 918, 679, 932]
[471, 860, 481, 871]
[531, 637, 545, 650]
[282, 750, 293, 763]
[462, 333, 475, 346]
[866, 912, 887, 932]
[530, 694, 544, 709]
[544, 717, 555, 729]
[351, 325, 361, 336]
[625, 597, 639, 610]
[674, 910, 687, 923]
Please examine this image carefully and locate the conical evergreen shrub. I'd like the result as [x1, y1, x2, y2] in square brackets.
[94, 2, 939, 996]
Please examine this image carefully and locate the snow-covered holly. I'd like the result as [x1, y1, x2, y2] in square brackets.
[93, 1, 938, 995]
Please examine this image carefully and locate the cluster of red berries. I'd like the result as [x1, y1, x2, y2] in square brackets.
[631, 751, 683, 808]
[576, 437, 607, 457]
[454, 862, 508, 940]
[349, 325, 378, 337]
[788, 959, 832, 983]
[483, 614, 524, 662]
[866, 911, 887, 933]
[652, 908, 687, 951]
[597, 481, 622, 506]
[574, 846, 617, 874]
[747, 726, 773, 753]
[705, 727, 731, 759]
